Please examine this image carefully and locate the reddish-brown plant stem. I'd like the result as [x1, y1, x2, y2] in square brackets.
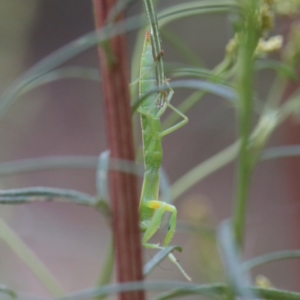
[92, 1, 145, 300]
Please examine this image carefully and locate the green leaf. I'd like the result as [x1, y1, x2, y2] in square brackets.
[57, 281, 223, 300]
[242, 250, 300, 270]
[256, 59, 298, 80]
[0, 187, 96, 206]
[0, 285, 17, 300]
[143, 246, 182, 276]
[132, 79, 237, 112]
[262, 145, 300, 160]
[158, 1, 238, 27]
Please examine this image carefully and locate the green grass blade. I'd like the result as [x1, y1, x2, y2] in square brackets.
[168, 66, 216, 80]
[171, 141, 239, 201]
[158, 1, 238, 27]
[151, 284, 227, 300]
[242, 250, 300, 271]
[256, 60, 298, 80]
[0, 218, 65, 297]
[262, 145, 300, 160]
[167, 80, 236, 102]
[57, 281, 223, 300]
[53, 280, 300, 300]
[0, 285, 17, 300]
[0, 156, 98, 176]
[143, 246, 182, 277]
[0, 187, 96, 206]
[20, 67, 100, 94]
[251, 287, 300, 300]
[0, 15, 145, 118]
[132, 79, 237, 112]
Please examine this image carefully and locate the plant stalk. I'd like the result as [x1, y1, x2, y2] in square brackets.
[92, 1, 145, 300]
[233, 0, 260, 249]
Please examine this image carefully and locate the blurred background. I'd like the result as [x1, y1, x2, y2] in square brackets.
[0, 0, 300, 298]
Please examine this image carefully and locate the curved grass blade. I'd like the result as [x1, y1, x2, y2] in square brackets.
[158, 1, 238, 28]
[168, 66, 216, 81]
[262, 145, 300, 160]
[12, 293, 47, 300]
[20, 66, 100, 93]
[171, 142, 300, 203]
[251, 287, 300, 300]
[0, 285, 17, 300]
[0, 15, 145, 118]
[242, 250, 300, 271]
[56, 281, 223, 300]
[54, 280, 300, 300]
[151, 283, 227, 300]
[161, 79, 237, 101]
[256, 59, 297, 80]
[0, 3, 237, 118]
[0, 154, 173, 207]
[0, 156, 98, 176]
[154, 286, 300, 300]
[0, 187, 96, 206]
[132, 79, 237, 112]
[171, 141, 239, 201]
[0, 218, 65, 297]
[0, 155, 143, 177]
[143, 246, 182, 277]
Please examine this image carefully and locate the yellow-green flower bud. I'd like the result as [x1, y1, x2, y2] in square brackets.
[255, 35, 283, 56]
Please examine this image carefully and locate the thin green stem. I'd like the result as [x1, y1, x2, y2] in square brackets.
[143, 0, 165, 89]
[233, 0, 261, 249]
[94, 237, 115, 300]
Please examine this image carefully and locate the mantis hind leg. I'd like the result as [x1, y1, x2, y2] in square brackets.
[142, 200, 177, 247]
[142, 201, 191, 281]
[143, 243, 191, 281]
[158, 82, 188, 137]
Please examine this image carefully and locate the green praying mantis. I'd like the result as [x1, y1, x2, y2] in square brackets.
[138, 31, 190, 281]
